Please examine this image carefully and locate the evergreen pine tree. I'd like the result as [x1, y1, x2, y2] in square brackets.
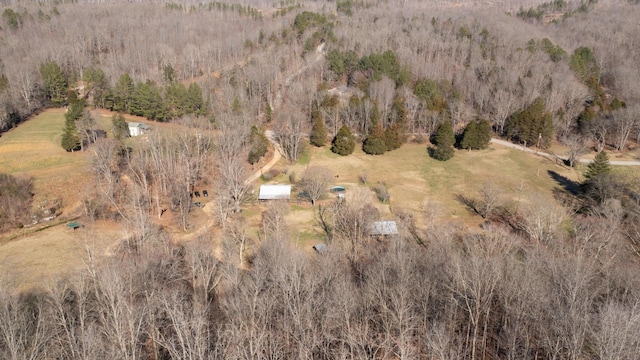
[186, 83, 205, 115]
[363, 122, 386, 155]
[331, 125, 355, 156]
[384, 122, 404, 151]
[505, 97, 553, 149]
[460, 121, 478, 150]
[39, 61, 68, 107]
[384, 96, 408, 151]
[431, 121, 455, 161]
[476, 119, 493, 149]
[164, 82, 188, 119]
[310, 110, 327, 147]
[584, 150, 611, 182]
[130, 81, 167, 121]
[460, 119, 492, 150]
[112, 73, 135, 113]
[61, 99, 84, 151]
[248, 126, 269, 165]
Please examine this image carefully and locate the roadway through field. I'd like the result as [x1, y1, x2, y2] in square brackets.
[490, 138, 640, 166]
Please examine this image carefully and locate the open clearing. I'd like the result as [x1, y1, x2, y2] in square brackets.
[244, 141, 582, 250]
[0, 110, 142, 290]
[0, 109, 90, 211]
[1, 108, 635, 286]
[0, 220, 120, 292]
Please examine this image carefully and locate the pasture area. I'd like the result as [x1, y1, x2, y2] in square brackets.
[0, 221, 120, 292]
[0, 109, 128, 290]
[247, 142, 582, 249]
[0, 109, 91, 210]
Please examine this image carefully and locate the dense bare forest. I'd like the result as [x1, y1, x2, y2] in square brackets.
[2, 0, 640, 358]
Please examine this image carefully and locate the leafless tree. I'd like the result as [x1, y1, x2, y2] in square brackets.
[274, 106, 305, 163]
[299, 166, 333, 206]
[225, 216, 252, 267]
[562, 134, 587, 168]
[261, 200, 289, 242]
[332, 187, 379, 263]
[215, 117, 251, 214]
[478, 182, 502, 220]
[611, 105, 640, 152]
[0, 281, 49, 360]
[595, 301, 640, 360]
[514, 193, 566, 244]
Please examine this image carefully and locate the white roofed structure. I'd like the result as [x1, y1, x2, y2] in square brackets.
[258, 184, 291, 200]
[370, 221, 398, 236]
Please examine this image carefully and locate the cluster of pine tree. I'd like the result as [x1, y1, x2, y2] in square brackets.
[505, 97, 554, 149]
[362, 98, 408, 155]
[107, 74, 206, 121]
[460, 119, 492, 150]
[38, 61, 206, 124]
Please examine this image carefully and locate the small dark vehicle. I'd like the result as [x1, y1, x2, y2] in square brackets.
[194, 191, 200, 197]
[202, 190, 208, 197]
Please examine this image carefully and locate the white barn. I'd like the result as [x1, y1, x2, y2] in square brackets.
[258, 184, 291, 200]
[127, 122, 152, 136]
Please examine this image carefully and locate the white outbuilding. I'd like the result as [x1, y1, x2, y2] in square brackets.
[258, 184, 291, 200]
[127, 122, 152, 136]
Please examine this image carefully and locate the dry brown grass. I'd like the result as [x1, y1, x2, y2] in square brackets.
[0, 109, 164, 290]
[0, 220, 120, 292]
[244, 141, 581, 249]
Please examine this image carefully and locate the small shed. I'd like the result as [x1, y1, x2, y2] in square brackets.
[127, 122, 152, 137]
[370, 221, 398, 236]
[258, 184, 291, 200]
[66, 221, 81, 230]
[312, 243, 328, 254]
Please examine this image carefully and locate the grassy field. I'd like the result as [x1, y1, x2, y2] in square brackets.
[0, 220, 121, 292]
[0, 109, 139, 290]
[244, 141, 583, 250]
[0, 109, 91, 210]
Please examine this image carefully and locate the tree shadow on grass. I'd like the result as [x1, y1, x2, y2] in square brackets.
[455, 193, 480, 216]
[547, 170, 581, 196]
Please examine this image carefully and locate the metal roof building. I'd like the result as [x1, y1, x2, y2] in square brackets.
[370, 221, 398, 236]
[258, 184, 291, 200]
[127, 122, 152, 136]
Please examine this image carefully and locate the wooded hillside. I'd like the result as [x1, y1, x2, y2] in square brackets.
[2, 0, 640, 358]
